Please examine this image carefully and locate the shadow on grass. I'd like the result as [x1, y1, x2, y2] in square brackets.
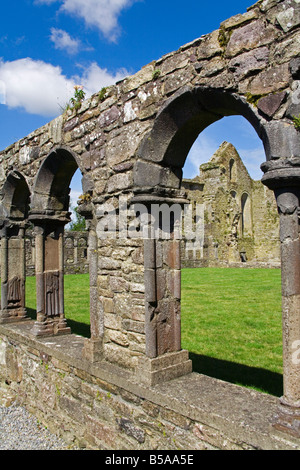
[26, 308, 90, 338]
[65, 319, 90, 338]
[189, 352, 283, 397]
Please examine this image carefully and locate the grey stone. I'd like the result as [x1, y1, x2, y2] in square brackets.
[117, 418, 145, 443]
[290, 58, 300, 79]
[99, 106, 120, 128]
[226, 20, 277, 57]
[263, 121, 300, 159]
[228, 47, 269, 79]
[276, 4, 300, 32]
[257, 91, 287, 117]
[248, 63, 291, 96]
[63, 117, 79, 133]
[285, 80, 300, 119]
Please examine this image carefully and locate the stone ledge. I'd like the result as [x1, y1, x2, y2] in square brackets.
[0, 321, 299, 450]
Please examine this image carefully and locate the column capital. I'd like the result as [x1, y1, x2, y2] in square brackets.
[261, 158, 300, 190]
[28, 210, 71, 228]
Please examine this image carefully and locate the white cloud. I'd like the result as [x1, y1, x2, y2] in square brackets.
[0, 80, 6, 104]
[0, 58, 129, 117]
[239, 147, 265, 180]
[0, 58, 75, 116]
[50, 28, 81, 54]
[36, 0, 137, 42]
[187, 134, 221, 176]
[75, 62, 129, 96]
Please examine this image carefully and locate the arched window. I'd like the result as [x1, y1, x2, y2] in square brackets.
[241, 192, 252, 237]
[229, 158, 236, 181]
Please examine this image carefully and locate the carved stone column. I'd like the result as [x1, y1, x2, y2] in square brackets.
[262, 159, 300, 438]
[29, 213, 71, 337]
[132, 192, 192, 385]
[0, 221, 28, 323]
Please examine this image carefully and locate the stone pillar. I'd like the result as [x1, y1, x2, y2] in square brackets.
[262, 160, 300, 438]
[132, 193, 192, 385]
[29, 215, 71, 337]
[77, 199, 103, 362]
[73, 238, 78, 264]
[83, 224, 103, 362]
[0, 222, 28, 323]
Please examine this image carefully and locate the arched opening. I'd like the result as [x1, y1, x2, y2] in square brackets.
[181, 117, 281, 395]
[137, 87, 282, 395]
[241, 192, 252, 237]
[229, 159, 236, 182]
[29, 148, 93, 338]
[0, 171, 31, 323]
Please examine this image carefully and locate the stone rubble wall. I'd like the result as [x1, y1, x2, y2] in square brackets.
[0, 323, 298, 450]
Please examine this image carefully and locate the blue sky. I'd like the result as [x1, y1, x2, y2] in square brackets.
[0, 0, 266, 205]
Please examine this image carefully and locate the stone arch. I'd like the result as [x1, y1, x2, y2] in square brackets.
[134, 84, 290, 385]
[135, 87, 271, 190]
[0, 170, 30, 221]
[31, 146, 81, 214]
[28, 147, 96, 340]
[0, 171, 31, 324]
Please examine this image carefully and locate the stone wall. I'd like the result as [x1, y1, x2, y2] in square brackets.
[0, 0, 300, 448]
[0, 322, 298, 450]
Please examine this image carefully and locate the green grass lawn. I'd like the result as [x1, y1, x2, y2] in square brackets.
[181, 267, 283, 396]
[24, 268, 283, 396]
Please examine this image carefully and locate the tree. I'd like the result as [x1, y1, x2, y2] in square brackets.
[69, 206, 86, 231]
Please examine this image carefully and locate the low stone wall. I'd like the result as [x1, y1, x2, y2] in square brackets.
[0, 321, 299, 450]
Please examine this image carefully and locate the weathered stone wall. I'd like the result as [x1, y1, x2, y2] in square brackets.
[181, 141, 281, 268]
[0, 322, 298, 450]
[0, 0, 300, 448]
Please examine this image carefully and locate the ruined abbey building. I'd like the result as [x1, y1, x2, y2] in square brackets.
[0, 0, 300, 450]
[182, 141, 280, 268]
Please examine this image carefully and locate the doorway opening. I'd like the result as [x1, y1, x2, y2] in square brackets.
[180, 115, 282, 396]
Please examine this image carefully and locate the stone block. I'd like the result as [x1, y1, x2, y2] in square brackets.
[133, 160, 161, 187]
[122, 319, 145, 334]
[164, 240, 181, 269]
[257, 91, 287, 118]
[122, 63, 155, 94]
[117, 417, 145, 443]
[220, 9, 258, 29]
[99, 106, 120, 128]
[197, 30, 223, 60]
[135, 350, 192, 386]
[248, 63, 290, 96]
[229, 47, 269, 79]
[107, 172, 132, 193]
[85, 415, 118, 448]
[226, 20, 277, 58]
[104, 313, 122, 331]
[276, 4, 300, 33]
[290, 58, 300, 79]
